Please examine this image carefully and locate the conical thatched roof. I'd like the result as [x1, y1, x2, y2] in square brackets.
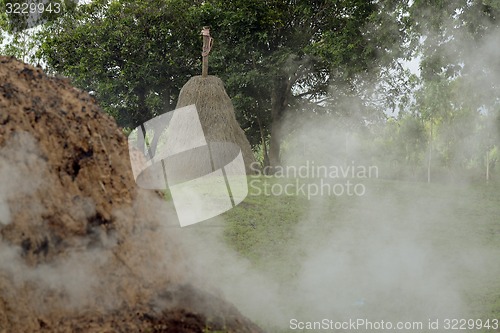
[175, 75, 256, 174]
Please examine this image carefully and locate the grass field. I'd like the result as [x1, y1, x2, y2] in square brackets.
[215, 175, 500, 332]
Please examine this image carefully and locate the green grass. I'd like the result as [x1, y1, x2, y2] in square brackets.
[217, 176, 500, 332]
[222, 176, 310, 278]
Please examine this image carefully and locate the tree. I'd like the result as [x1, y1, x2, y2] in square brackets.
[0, 0, 78, 62]
[409, 0, 500, 181]
[201, 0, 410, 167]
[37, 0, 410, 167]
[39, 0, 201, 128]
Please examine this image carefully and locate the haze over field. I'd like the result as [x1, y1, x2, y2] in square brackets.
[1, 0, 500, 332]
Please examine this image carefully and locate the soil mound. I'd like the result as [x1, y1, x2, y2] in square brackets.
[0, 56, 264, 333]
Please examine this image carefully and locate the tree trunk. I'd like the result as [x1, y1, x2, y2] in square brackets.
[486, 149, 490, 183]
[133, 86, 151, 128]
[269, 76, 292, 168]
[345, 132, 349, 167]
[269, 120, 282, 167]
[134, 86, 155, 155]
[427, 121, 433, 183]
[257, 117, 270, 171]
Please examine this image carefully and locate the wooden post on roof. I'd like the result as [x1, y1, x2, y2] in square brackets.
[201, 26, 213, 77]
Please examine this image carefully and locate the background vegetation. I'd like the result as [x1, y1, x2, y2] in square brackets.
[1, 0, 499, 183]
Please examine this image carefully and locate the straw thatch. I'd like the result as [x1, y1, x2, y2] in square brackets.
[175, 75, 256, 174]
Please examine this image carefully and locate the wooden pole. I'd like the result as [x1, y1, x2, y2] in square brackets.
[486, 149, 490, 183]
[201, 26, 212, 77]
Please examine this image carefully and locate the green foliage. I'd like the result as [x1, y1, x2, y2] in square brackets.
[202, 0, 408, 141]
[39, 0, 201, 127]
[3, 0, 496, 181]
[35, 0, 408, 150]
[0, 0, 77, 33]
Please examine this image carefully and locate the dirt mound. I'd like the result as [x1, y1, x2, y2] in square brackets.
[0, 56, 264, 333]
